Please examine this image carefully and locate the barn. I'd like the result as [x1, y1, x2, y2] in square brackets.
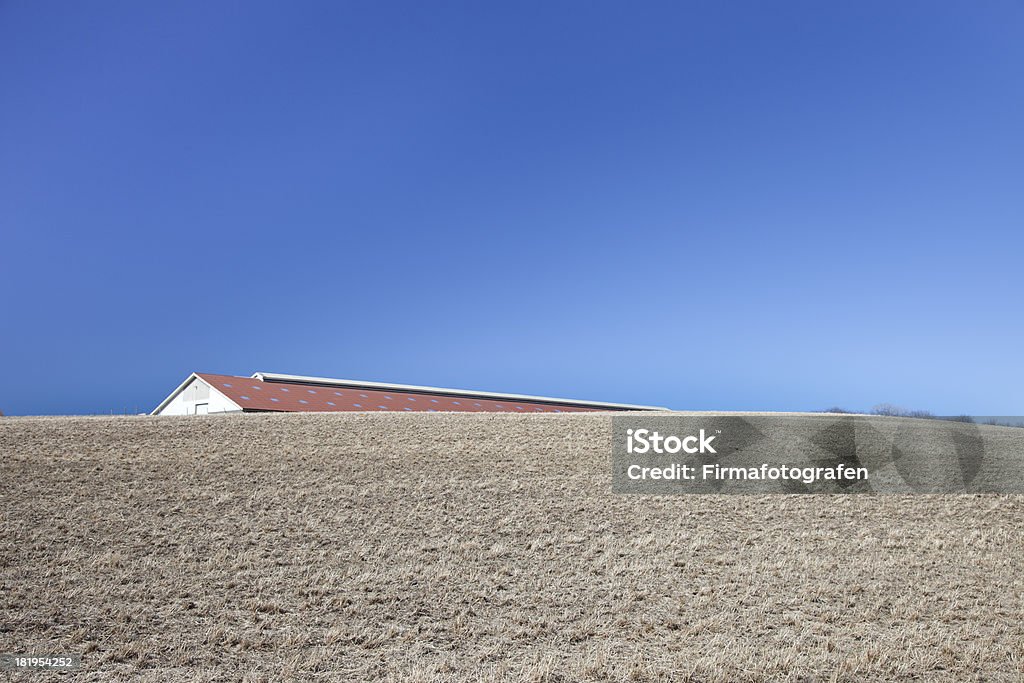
[152, 372, 666, 415]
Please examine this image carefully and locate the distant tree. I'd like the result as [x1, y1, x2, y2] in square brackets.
[823, 407, 855, 414]
[871, 403, 907, 417]
[983, 418, 1024, 428]
[871, 404, 935, 419]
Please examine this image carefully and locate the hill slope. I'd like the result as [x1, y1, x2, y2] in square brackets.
[2, 413, 1023, 681]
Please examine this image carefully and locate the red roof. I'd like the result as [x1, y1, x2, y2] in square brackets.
[196, 373, 605, 414]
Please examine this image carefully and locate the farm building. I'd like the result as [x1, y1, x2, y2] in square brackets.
[152, 372, 665, 415]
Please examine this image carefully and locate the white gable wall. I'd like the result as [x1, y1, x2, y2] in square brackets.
[156, 376, 241, 415]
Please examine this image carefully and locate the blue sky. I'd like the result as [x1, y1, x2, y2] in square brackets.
[2, 1, 1022, 415]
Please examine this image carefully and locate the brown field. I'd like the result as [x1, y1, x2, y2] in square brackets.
[2, 413, 1023, 682]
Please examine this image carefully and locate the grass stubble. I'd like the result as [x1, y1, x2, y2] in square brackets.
[1, 413, 1022, 681]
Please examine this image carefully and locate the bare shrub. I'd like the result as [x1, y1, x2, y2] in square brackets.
[871, 404, 935, 419]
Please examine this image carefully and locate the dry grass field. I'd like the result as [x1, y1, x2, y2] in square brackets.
[2, 413, 1023, 682]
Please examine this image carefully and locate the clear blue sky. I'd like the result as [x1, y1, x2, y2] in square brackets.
[2, 1, 1022, 415]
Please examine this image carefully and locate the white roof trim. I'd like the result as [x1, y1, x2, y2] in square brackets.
[251, 371, 668, 411]
[150, 373, 242, 415]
